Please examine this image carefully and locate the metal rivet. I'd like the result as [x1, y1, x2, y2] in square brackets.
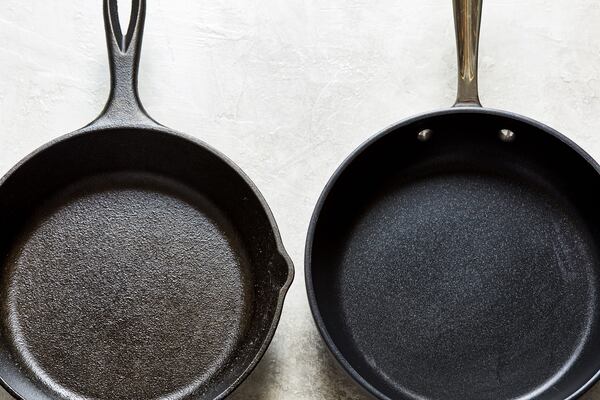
[499, 129, 515, 142]
[417, 129, 432, 141]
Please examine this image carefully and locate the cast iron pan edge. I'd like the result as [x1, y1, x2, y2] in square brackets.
[305, 106, 600, 400]
[0, 0, 294, 399]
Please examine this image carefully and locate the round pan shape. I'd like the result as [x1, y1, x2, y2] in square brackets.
[306, 1, 600, 399]
[0, 1, 293, 399]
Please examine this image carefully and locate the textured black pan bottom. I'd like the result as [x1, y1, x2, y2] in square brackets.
[326, 170, 595, 399]
[2, 172, 252, 400]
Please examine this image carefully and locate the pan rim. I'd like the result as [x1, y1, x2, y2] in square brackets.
[0, 124, 294, 400]
[304, 106, 600, 400]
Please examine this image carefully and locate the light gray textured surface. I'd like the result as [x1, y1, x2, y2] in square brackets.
[1, 1, 600, 399]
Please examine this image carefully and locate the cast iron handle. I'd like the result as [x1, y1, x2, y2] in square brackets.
[89, 0, 158, 128]
[453, 0, 482, 107]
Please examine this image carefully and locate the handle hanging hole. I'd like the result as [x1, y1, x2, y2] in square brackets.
[117, 1, 133, 38]
[107, 0, 143, 52]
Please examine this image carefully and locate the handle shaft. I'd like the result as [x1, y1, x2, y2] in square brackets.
[89, 0, 157, 128]
[453, 0, 483, 107]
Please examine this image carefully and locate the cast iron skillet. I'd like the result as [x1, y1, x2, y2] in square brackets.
[306, 1, 600, 399]
[0, 1, 293, 399]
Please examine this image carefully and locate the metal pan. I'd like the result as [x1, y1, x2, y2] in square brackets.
[0, 1, 293, 399]
[306, 1, 600, 399]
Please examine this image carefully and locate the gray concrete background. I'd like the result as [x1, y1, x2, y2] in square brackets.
[1, 0, 600, 399]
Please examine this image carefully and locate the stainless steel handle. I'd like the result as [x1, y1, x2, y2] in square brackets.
[453, 0, 483, 107]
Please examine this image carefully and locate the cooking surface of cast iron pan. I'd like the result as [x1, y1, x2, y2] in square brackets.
[306, 1, 600, 399]
[0, 1, 293, 399]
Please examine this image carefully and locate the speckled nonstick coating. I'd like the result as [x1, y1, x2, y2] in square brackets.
[306, 1, 600, 400]
[0, 1, 293, 399]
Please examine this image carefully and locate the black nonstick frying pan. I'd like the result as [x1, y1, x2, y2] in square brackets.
[306, 1, 600, 399]
[0, 1, 293, 399]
